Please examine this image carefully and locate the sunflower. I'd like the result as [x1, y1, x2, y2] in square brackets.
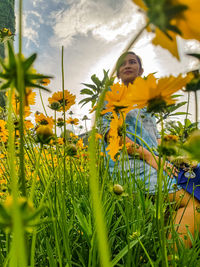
[102, 82, 136, 115]
[106, 114, 123, 161]
[0, 120, 8, 143]
[35, 113, 54, 129]
[66, 117, 79, 125]
[128, 73, 193, 112]
[132, 0, 200, 59]
[48, 90, 76, 112]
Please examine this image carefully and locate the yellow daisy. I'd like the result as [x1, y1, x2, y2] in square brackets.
[128, 73, 193, 111]
[35, 113, 54, 129]
[48, 90, 76, 112]
[0, 120, 8, 143]
[106, 114, 123, 161]
[66, 117, 79, 125]
[102, 82, 136, 115]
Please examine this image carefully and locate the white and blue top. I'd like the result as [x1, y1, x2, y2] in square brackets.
[101, 108, 181, 194]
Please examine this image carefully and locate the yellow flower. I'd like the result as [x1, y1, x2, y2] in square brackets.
[35, 113, 54, 129]
[128, 73, 193, 111]
[132, 0, 200, 59]
[102, 82, 136, 115]
[0, 120, 8, 143]
[106, 114, 123, 161]
[150, 28, 179, 59]
[66, 117, 79, 125]
[70, 132, 78, 139]
[48, 90, 76, 112]
[24, 120, 34, 130]
[174, 0, 200, 41]
[77, 138, 84, 149]
[57, 137, 64, 145]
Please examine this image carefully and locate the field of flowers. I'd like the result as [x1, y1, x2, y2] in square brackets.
[0, 0, 200, 266]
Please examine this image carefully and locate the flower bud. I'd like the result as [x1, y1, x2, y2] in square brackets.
[65, 144, 77, 156]
[36, 125, 53, 144]
[113, 184, 124, 195]
[49, 101, 61, 111]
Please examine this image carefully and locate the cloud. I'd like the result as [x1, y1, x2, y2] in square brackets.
[15, 9, 45, 49]
[50, 0, 141, 47]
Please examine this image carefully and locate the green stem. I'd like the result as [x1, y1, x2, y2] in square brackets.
[88, 80, 111, 267]
[39, 89, 48, 116]
[17, 0, 26, 197]
[157, 115, 168, 267]
[29, 145, 42, 201]
[8, 87, 27, 267]
[138, 238, 154, 267]
[61, 46, 67, 184]
[194, 91, 198, 129]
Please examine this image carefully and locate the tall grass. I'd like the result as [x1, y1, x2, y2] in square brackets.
[0, 0, 200, 266]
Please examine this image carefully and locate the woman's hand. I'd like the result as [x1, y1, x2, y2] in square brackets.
[145, 153, 179, 179]
[124, 136, 179, 178]
[163, 161, 179, 179]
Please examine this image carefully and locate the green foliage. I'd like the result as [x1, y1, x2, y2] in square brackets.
[156, 99, 188, 122]
[165, 118, 198, 143]
[0, 41, 52, 93]
[0, 0, 15, 58]
[79, 69, 115, 108]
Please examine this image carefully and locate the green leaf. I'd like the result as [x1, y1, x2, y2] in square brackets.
[0, 204, 11, 221]
[80, 89, 94, 95]
[168, 112, 189, 116]
[23, 53, 37, 71]
[111, 236, 144, 266]
[0, 57, 9, 71]
[0, 80, 11, 90]
[81, 83, 97, 91]
[79, 97, 93, 107]
[46, 239, 57, 267]
[101, 69, 109, 86]
[25, 82, 51, 92]
[7, 41, 16, 67]
[26, 74, 53, 80]
[91, 74, 101, 88]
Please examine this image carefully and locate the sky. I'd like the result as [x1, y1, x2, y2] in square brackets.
[14, 0, 200, 133]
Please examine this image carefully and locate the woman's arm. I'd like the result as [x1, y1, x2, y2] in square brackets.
[123, 136, 179, 177]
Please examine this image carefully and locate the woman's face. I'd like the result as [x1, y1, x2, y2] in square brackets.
[118, 54, 143, 85]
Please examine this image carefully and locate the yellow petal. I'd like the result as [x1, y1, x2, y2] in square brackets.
[132, 0, 147, 11]
[152, 28, 180, 60]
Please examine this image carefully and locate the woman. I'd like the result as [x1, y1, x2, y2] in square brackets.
[102, 51, 200, 248]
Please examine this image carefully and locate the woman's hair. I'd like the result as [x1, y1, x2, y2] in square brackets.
[116, 51, 143, 77]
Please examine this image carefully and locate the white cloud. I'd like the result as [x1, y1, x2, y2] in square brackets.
[15, 7, 45, 49]
[50, 0, 141, 47]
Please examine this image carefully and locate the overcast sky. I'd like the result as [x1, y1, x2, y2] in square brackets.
[14, 0, 200, 132]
